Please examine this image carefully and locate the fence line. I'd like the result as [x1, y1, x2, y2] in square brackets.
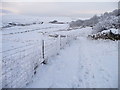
[1, 42, 40, 53]
[2, 26, 59, 36]
[2, 33, 76, 88]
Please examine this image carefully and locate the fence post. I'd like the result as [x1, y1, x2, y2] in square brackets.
[42, 40, 47, 64]
[59, 35, 61, 49]
[58, 35, 61, 51]
[42, 40, 44, 59]
[66, 35, 68, 44]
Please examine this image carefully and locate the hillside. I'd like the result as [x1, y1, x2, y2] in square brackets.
[69, 9, 119, 33]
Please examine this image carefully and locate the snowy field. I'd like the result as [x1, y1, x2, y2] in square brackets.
[27, 29, 118, 88]
[1, 15, 118, 88]
[27, 37, 118, 88]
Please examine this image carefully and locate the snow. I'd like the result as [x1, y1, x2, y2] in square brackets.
[2, 23, 69, 52]
[0, 43, 1, 88]
[1, 15, 118, 88]
[27, 31, 118, 88]
[77, 37, 118, 88]
[101, 28, 120, 34]
[2, 15, 79, 26]
[27, 41, 80, 88]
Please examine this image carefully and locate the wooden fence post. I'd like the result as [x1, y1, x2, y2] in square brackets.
[59, 35, 61, 49]
[42, 40, 44, 59]
[41, 39, 44, 61]
[42, 40, 47, 64]
[66, 35, 68, 44]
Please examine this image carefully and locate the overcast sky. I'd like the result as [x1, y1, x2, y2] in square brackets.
[0, 0, 118, 18]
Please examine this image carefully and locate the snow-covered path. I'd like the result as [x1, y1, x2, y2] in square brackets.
[27, 37, 118, 88]
[77, 37, 118, 88]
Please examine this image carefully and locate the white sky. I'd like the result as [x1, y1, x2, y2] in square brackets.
[0, 0, 118, 18]
[1, 0, 119, 2]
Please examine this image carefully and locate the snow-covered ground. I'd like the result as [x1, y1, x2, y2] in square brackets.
[0, 40, 1, 88]
[27, 36, 118, 88]
[1, 15, 118, 88]
[101, 28, 120, 34]
[26, 35, 118, 88]
[1, 15, 85, 88]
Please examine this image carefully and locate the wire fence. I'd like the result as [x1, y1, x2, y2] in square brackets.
[2, 42, 42, 88]
[1, 34, 76, 88]
[2, 26, 59, 36]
